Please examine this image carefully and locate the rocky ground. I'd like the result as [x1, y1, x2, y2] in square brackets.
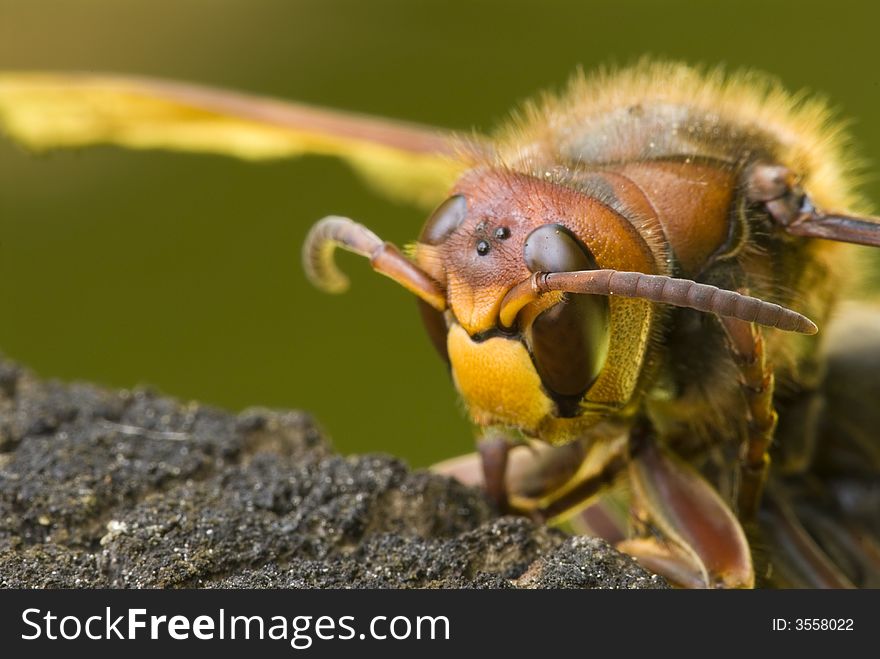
[0, 359, 665, 589]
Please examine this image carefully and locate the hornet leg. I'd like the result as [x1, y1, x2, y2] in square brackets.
[720, 317, 777, 519]
[620, 424, 755, 588]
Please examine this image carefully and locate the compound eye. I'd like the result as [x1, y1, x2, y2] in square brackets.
[419, 195, 468, 246]
[523, 223, 600, 273]
[531, 294, 610, 407]
[522, 223, 609, 413]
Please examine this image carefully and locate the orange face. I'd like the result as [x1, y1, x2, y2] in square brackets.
[413, 168, 661, 443]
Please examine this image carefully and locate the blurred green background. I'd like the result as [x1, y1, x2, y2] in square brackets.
[1, 0, 878, 467]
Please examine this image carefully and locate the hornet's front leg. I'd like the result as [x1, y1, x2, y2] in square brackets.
[436, 424, 755, 588]
[720, 316, 777, 519]
[476, 431, 515, 512]
[434, 428, 626, 521]
[620, 424, 755, 589]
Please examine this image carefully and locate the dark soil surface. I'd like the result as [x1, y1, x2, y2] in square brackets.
[0, 359, 666, 589]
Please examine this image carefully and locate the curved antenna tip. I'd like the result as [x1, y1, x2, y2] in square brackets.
[302, 215, 447, 310]
[302, 215, 379, 294]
